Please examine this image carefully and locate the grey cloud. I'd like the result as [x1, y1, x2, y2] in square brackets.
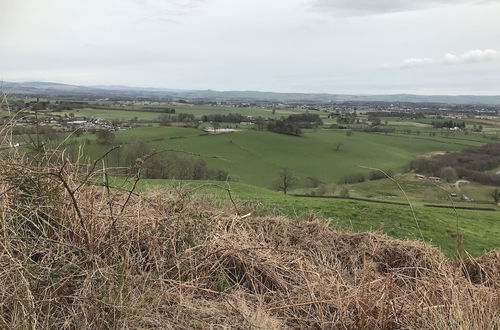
[398, 49, 499, 68]
[128, 0, 207, 22]
[401, 57, 435, 68]
[2, 0, 500, 95]
[444, 49, 499, 64]
[311, 0, 492, 15]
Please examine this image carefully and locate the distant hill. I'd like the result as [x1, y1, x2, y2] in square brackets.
[3, 81, 500, 105]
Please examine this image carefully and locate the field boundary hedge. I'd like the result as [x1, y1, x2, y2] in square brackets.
[290, 194, 411, 206]
[291, 194, 498, 211]
[423, 204, 497, 211]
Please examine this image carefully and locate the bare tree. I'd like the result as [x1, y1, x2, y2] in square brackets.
[338, 185, 349, 198]
[212, 121, 220, 134]
[273, 168, 298, 195]
[492, 189, 500, 204]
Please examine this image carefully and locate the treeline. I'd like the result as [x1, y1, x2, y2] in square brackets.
[283, 113, 323, 128]
[336, 112, 357, 124]
[201, 113, 247, 123]
[8, 125, 62, 139]
[365, 111, 425, 119]
[409, 143, 500, 186]
[265, 120, 303, 136]
[140, 152, 231, 181]
[53, 101, 89, 111]
[337, 169, 394, 184]
[353, 126, 396, 133]
[93, 106, 176, 114]
[432, 120, 466, 129]
[142, 107, 176, 113]
[158, 113, 196, 125]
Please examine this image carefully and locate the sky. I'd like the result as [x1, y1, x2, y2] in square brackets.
[1, 0, 500, 95]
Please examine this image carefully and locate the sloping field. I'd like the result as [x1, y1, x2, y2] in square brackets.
[112, 178, 500, 257]
[75, 127, 492, 188]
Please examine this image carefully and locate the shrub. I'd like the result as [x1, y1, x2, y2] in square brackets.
[440, 167, 458, 183]
[338, 185, 350, 197]
[316, 183, 336, 196]
[338, 173, 365, 184]
[95, 130, 115, 145]
[305, 177, 324, 188]
[369, 169, 394, 181]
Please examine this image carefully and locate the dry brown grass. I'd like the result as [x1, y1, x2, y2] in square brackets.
[0, 149, 499, 329]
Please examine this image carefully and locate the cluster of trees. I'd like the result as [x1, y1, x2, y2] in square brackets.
[367, 115, 382, 126]
[273, 167, 396, 195]
[338, 173, 366, 184]
[409, 143, 500, 186]
[120, 141, 233, 181]
[96, 130, 115, 145]
[200, 113, 247, 123]
[265, 120, 302, 136]
[158, 113, 196, 126]
[66, 137, 234, 182]
[52, 101, 89, 111]
[432, 120, 466, 129]
[140, 153, 231, 181]
[261, 114, 323, 136]
[283, 113, 323, 128]
[492, 189, 500, 204]
[274, 170, 350, 197]
[9, 126, 61, 140]
[471, 124, 484, 132]
[304, 176, 350, 197]
[337, 169, 394, 184]
[456, 169, 500, 186]
[336, 112, 357, 125]
[368, 169, 394, 181]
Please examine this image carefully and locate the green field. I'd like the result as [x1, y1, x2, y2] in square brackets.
[341, 174, 498, 205]
[58, 120, 500, 258]
[173, 103, 300, 118]
[72, 126, 492, 188]
[66, 103, 306, 121]
[69, 108, 163, 121]
[107, 177, 499, 257]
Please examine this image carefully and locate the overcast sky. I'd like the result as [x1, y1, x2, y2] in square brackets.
[1, 0, 499, 94]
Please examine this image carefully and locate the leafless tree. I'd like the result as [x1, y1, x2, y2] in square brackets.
[492, 189, 500, 204]
[333, 142, 343, 151]
[273, 168, 298, 195]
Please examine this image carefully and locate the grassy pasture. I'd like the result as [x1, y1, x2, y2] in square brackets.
[172, 103, 300, 118]
[68, 108, 162, 121]
[345, 174, 500, 205]
[72, 127, 492, 188]
[386, 121, 432, 127]
[65, 103, 308, 121]
[108, 177, 500, 257]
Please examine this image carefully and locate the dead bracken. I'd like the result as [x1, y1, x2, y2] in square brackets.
[0, 151, 498, 329]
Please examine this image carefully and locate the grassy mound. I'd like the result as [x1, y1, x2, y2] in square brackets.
[0, 152, 498, 329]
